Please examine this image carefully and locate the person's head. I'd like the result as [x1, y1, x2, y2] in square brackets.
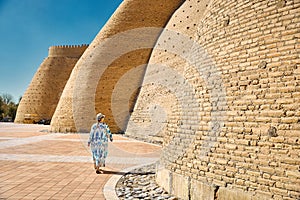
[96, 113, 105, 122]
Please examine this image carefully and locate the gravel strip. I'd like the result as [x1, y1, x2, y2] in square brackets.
[115, 163, 180, 200]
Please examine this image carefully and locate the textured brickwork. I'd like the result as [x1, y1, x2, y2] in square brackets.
[126, 0, 211, 143]
[127, 0, 300, 199]
[50, 0, 184, 133]
[15, 45, 88, 124]
[16, 0, 299, 199]
[95, 49, 152, 133]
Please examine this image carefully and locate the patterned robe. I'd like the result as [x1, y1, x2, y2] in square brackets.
[88, 122, 112, 167]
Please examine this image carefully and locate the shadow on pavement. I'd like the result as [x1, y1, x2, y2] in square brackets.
[101, 170, 155, 176]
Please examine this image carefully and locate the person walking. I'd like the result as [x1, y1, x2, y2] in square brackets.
[88, 113, 113, 174]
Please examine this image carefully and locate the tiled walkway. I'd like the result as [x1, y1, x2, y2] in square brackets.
[0, 123, 161, 200]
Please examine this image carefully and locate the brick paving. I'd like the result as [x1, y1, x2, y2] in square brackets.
[0, 123, 161, 200]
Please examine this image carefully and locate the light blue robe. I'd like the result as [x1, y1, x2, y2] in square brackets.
[88, 122, 112, 167]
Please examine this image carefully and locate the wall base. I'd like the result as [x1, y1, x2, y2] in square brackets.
[156, 165, 272, 200]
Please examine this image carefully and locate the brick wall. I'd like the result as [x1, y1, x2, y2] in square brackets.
[15, 45, 87, 124]
[16, 0, 299, 198]
[127, 0, 300, 199]
[50, 0, 184, 133]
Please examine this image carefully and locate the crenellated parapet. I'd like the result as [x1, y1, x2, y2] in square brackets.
[52, 44, 89, 48]
[49, 44, 88, 58]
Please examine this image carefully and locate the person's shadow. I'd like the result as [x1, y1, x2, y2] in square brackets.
[101, 170, 155, 176]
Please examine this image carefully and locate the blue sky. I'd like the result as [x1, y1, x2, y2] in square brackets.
[0, 0, 123, 103]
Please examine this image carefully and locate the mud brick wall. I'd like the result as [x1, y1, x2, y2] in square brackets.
[16, 0, 299, 198]
[127, 0, 300, 199]
[15, 45, 87, 124]
[50, 0, 184, 133]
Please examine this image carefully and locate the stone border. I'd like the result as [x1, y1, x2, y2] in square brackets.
[103, 162, 158, 200]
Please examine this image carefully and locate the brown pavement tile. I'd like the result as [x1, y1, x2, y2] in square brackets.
[111, 135, 130, 140]
[0, 123, 161, 200]
[0, 131, 47, 138]
[0, 140, 89, 156]
[108, 141, 161, 160]
[112, 142, 161, 155]
[0, 123, 49, 138]
[57, 133, 87, 139]
[0, 161, 109, 200]
[0, 139, 10, 142]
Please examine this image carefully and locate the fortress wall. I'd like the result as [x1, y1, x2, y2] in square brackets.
[50, 0, 184, 133]
[127, 0, 300, 199]
[15, 45, 88, 124]
[126, 0, 211, 143]
[95, 49, 152, 133]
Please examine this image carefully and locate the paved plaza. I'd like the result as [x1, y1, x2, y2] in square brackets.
[0, 123, 161, 200]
